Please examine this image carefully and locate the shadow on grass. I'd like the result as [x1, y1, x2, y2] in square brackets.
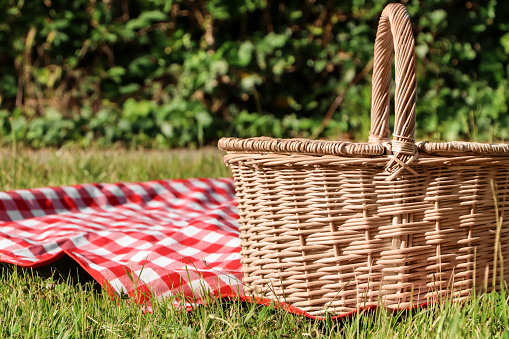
[0, 255, 102, 292]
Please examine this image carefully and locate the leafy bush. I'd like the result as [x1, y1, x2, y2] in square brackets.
[0, 0, 508, 148]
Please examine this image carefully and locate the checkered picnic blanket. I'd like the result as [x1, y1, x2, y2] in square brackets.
[0, 178, 244, 308]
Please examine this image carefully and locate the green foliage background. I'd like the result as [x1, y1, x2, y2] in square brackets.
[1, 0, 508, 148]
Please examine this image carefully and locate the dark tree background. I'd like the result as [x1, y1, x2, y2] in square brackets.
[0, 0, 508, 148]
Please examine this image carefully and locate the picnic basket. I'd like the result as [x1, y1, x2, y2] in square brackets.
[218, 3, 509, 317]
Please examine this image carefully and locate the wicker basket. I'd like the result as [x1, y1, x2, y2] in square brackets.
[218, 3, 509, 317]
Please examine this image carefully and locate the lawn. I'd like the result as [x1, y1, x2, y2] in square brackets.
[1, 147, 508, 338]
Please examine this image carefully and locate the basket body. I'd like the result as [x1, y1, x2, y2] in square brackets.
[226, 153, 509, 316]
[219, 3, 509, 317]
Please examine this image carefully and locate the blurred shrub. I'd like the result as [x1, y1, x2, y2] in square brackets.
[0, 0, 508, 148]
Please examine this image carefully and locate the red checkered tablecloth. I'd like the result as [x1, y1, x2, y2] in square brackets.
[0, 178, 244, 308]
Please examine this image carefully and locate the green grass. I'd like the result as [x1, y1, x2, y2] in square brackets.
[0, 146, 230, 191]
[1, 147, 509, 338]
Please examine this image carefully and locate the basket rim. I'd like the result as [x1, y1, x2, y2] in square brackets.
[218, 137, 509, 158]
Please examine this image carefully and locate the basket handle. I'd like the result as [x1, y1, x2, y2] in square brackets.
[369, 3, 417, 177]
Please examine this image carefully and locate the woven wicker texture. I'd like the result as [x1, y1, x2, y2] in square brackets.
[218, 3, 509, 316]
